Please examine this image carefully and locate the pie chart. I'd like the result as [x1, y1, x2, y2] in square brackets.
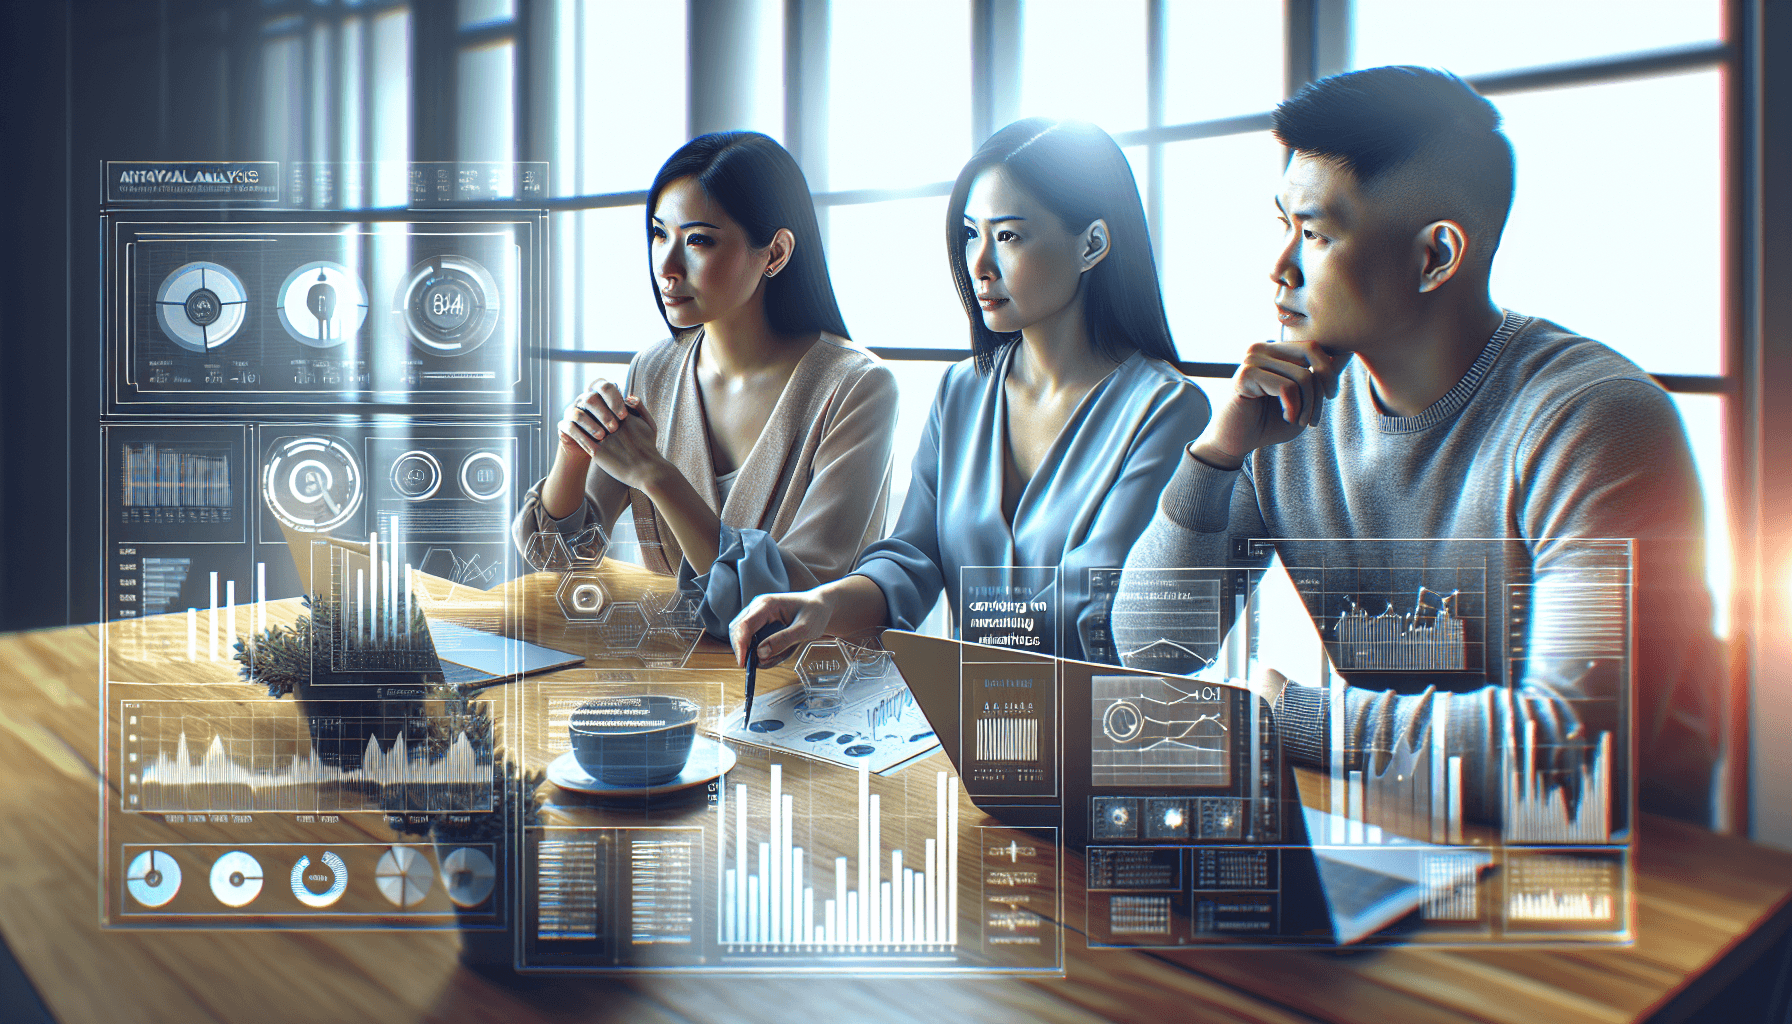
[155, 261, 248, 352]
[126, 849, 182, 908]
[209, 850, 264, 908]
[375, 845, 434, 909]
[441, 847, 496, 908]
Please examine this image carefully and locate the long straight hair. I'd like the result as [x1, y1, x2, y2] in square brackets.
[947, 118, 1178, 374]
[646, 132, 849, 340]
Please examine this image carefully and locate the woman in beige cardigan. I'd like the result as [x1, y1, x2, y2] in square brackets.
[512, 132, 899, 637]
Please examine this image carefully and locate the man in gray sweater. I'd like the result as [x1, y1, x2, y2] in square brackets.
[1115, 66, 1720, 823]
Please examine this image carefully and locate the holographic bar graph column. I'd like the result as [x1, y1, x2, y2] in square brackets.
[182, 563, 267, 661]
[720, 764, 958, 949]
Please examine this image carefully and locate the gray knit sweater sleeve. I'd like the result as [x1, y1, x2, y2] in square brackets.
[1115, 368, 1719, 824]
[1116, 447, 1266, 604]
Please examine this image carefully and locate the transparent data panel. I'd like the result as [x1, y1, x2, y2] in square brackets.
[1086, 537, 1635, 947]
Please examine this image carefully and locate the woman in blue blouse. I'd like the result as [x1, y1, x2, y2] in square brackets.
[730, 118, 1211, 665]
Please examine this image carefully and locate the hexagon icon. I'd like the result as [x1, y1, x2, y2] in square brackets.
[590, 601, 650, 649]
[795, 639, 852, 713]
[567, 523, 609, 565]
[522, 531, 574, 572]
[644, 588, 704, 631]
[555, 570, 608, 621]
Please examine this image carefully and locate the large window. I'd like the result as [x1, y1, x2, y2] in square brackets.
[247, 0, 1737, 641]
[526, 0, 1734, 643]
[240, 0, 1743, 820]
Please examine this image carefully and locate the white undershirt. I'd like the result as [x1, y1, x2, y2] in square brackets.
[716, 467, 740, 507]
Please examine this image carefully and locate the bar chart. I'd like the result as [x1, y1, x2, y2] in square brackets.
[718, 764, 958, 951]
[1327, 686, 1466, 846]
[327, 514, 436, 672]
[1502, 725, 1611, 844]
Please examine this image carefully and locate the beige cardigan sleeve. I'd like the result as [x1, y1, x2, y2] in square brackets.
[510, 357, 639, 562]
[765, 360, 900, 591]
[676, 357, 900, 634]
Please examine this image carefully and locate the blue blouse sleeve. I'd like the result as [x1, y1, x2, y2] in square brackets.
[850, 373, 950, 632]
[677, 526, 791, 639]
[1064, 378, 1213, 659]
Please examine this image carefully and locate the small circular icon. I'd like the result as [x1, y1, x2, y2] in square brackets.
[1108, 804, 1132, 829]
[458, 451, 509, 502]
[1161, 805, 1185, 830]
[126, 849, 182, 908]
[155, 261, 247, 352]
[210, 850, 264, 908]
[290, 851, 348, 908]
[441, 847, 496, 908]
[397, 255, 501, 355]
[277, 261, 368, 347]
[570, 583, 603, 613]
[375, 846, 434, 909]
[1102, 700, 1145, 744]
[390, 450, 443, 501]
[184, 288, 222, 326]
[262, 436, 364, 533]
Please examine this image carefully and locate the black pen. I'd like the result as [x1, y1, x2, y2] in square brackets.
[742, 620, 784, 729]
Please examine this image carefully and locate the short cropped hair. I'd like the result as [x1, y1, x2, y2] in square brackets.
[1272, 66, 1516, 264]
[946, 118, 1179, 374]
[647, 132, 850, 340]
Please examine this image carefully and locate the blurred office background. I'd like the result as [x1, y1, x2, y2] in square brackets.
[2, 0, 1789, 845]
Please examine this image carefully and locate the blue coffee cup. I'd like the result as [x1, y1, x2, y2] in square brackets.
[568, 695, 700, 787]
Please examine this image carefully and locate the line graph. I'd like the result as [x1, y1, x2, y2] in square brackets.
[1091, 675, 1230, 787]
[121, 700, 494, 813]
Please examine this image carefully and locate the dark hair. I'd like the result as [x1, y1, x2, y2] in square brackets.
[1272, 66, 1515, 254]
[646, 132, 849, 340]
[946, 118, 1178, 374]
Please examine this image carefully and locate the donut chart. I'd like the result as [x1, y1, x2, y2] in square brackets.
[155, 261, 247, 352]
[397, 255, 501, 355]
[458, 450, 509, 502]
[390, 450, 443, 501]
[290, 851, 348, 908]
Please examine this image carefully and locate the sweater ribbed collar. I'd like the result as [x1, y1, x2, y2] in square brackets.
[1365, 309, 1528, 434]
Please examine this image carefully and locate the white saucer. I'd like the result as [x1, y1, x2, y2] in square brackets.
[545, 734, 737, 797]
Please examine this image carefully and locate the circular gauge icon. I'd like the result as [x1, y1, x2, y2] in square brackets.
[210, 850, 264, 908]
[277, 260, 368, 347]
[155, 261, 248, 352]
[126, 849, 182, 908]
[397, 255, 501, 355]
[374, 846, 435, 909]
[1102, 700, 1145, 744]
[458, 451, 509, 502]
[291, 851, 348, 908]
[262, 436, 364, 533]
[390, 450, 443, 501]
[440, 847, 496, 908]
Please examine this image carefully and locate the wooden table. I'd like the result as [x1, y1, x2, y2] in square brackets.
[1, 562, 1788, 1023]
